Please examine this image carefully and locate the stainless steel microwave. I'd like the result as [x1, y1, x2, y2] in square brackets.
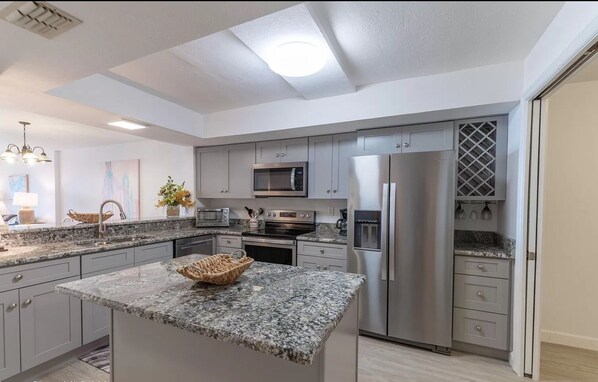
[196, 208, 229, 227]
[253, 162, 307, 197]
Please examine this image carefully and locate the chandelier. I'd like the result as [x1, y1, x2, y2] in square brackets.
[0, 121, 52, 164]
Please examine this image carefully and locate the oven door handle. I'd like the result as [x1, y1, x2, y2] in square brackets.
[242, 237, 296, 246]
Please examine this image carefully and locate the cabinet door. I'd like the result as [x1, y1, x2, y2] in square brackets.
[226, 143, 255, 198]
[20, 277, 82, 370]
[0, 290, 20, 380]
[196, 147, 228, 198]
[134, 242, 173, 266]
[297, 254, 326, 270]
[82, 265, 132, 345]
[308, 136, 333, 199]
[280, 138, 308, 162]
[401, 122, 454, 153]
[356, 127, 402, 155]
[331, 133, 357, 199]
[255, 141, 282, 163]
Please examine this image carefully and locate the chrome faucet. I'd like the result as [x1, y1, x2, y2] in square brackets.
[98, 200, 127, 238]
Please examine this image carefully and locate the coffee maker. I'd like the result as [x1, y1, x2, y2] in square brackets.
[336, 208, 348, 236]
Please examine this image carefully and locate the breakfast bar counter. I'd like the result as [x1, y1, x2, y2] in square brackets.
[56, 255, 365, 382]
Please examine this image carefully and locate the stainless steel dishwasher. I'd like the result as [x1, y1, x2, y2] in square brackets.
[175, 236, 214, 258]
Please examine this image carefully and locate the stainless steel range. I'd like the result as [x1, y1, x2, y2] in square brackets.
[242, 209, 316, 266]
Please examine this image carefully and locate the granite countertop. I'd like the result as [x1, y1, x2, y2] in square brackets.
[297, 224, 347, 245]
[454, 243, 511, 259]
[0, 227, 244, 268]
[57, 255, 365, 365]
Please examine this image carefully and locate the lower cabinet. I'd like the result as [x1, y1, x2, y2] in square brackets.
[19, 276, 82, 370]
[0, 290, 20, 381]
[297, 255, 346, 272]
[134, 241, 173, 266]
[297, 242, 347, 272]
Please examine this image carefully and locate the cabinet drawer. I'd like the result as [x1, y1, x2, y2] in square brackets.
[134, 242, 173, 265]
[217, 235, 242, 249]
[82, 248, 134, 275]
[217, 246, 240, 255]
[297, 255, 346, 272]
[454, 275, 509, 314]
[453, 308, 508, 350]
[454, 256, 510, 279]
[0, 257, 80, 293]
[135, 256, 172, 267]
[297, 241, 347, 260]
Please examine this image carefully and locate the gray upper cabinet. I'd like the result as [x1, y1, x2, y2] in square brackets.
[0, 290, 20, 381]
[356, 127, 402, 155]
[455, 116, 507, 201]
[401, 121, 453, 153]
[256, 138, 308, 163]
[20, 277, 82, 370]
[196, 143, 255, 198]
[309, 133, 356, 199]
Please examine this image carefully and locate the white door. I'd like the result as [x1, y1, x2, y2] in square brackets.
[308, 135, 333, 199]
[331, 133, 357, 199]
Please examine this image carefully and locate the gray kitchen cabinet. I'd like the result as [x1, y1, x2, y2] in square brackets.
[297, 254, 346, 272]
[357, 122, 455, 155]
[20, 276, 82, 370]
[134, 241, 173, 266]
[0, 290, 20, 380]
[256, 138, 308, 163]
[297, 242, 347, 272]
[196, 143, 255, 198]
[455, 116, 507, 201]
[308, 133, 356, 199]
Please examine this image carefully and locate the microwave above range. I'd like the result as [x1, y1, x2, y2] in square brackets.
[253, 162, 307, 197]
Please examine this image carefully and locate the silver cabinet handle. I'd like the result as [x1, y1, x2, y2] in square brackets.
[475, 325, 482, 331]
[316, 265, 321, 270]
[226, 240, 231, 244]
[320, 248, 325, 254]
[332, 189, 337, 193]
[23, 299, 32, 307]
[219, 190, 224, 193]
[395, 143, 401, 149]
[323, 265, 328, 270]
[7, 303, 16, 310]
[275, 153, 281, 157]
[326, 189, 331, 193]
[477, 264, 485, 270]
[477, 291, 484, 298]
[14, 274, 23, 281]
[404, 142, 410, 148]
[280, 153, 286, 157]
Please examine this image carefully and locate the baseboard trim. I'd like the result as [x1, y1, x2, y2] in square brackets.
[541, 330, 598, 351]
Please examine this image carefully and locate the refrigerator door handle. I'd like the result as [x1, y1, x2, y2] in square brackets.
[381, 183, 389, 281]
[389, 183, 397, 282]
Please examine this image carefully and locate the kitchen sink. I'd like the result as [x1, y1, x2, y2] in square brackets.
[75, 235, 152, 247]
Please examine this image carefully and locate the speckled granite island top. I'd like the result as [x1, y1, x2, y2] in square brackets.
[56, 255, 365, 365]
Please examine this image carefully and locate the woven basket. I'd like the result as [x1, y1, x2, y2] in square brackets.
[67, 209, 114, 224]
[177, 254, 254, 285]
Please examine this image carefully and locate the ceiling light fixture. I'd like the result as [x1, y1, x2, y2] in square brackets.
[0, 121, 52, 164]
[267, 41, 327, 77]
[108, 119, 149, 130]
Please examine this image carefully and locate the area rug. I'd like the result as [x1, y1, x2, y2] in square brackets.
[78, 344, 110, 373]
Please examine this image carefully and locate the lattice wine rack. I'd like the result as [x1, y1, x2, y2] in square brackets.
[456, 117, 507, 201]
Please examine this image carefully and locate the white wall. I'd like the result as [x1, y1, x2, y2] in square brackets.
[60, 140, 194, 221]
[0, 149, 57, 224]
[497, 105, 521, 239]
[540, 80, 598, 351]
[204, 198, 347, 224]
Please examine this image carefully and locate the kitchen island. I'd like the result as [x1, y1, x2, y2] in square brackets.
[56, 255, 364, 382]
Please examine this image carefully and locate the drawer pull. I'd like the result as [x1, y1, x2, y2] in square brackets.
[320, 249, 325, 254]
[22, 299, 32, 307]
[323, 265, 328, 270]
[477, 264, 485, 270]
[226, 240, 231, 244]
[475, 325, 482, 331]
[476, 291, 484, 298]
[7, 303, 16, 310]
[316, 265, 321, 270]
[13, 274, 23, 281]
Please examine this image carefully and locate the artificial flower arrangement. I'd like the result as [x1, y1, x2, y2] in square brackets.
[156, 176, 195, 208]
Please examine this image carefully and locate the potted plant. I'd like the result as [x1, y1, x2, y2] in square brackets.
[156, 176, 195, 217]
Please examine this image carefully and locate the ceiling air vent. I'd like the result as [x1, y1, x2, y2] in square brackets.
[0, 1, 82, 39]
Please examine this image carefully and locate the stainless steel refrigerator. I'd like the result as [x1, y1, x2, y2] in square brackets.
[347, 151, 455, 351]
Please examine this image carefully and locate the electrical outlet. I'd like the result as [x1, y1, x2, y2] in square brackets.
[328, 207, 335, 215]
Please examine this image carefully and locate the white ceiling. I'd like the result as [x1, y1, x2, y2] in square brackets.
[104, 1, 563, 114]
[0, 1, 563, 145]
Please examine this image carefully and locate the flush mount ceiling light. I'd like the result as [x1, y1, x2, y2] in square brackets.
[108, 119, 149, 130]
[267, 42, 327, 77]
[0, 121, 52, 164]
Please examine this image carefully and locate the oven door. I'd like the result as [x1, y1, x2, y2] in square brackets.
[253, 162, 307, 197]
[242, 237, 296, 266]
